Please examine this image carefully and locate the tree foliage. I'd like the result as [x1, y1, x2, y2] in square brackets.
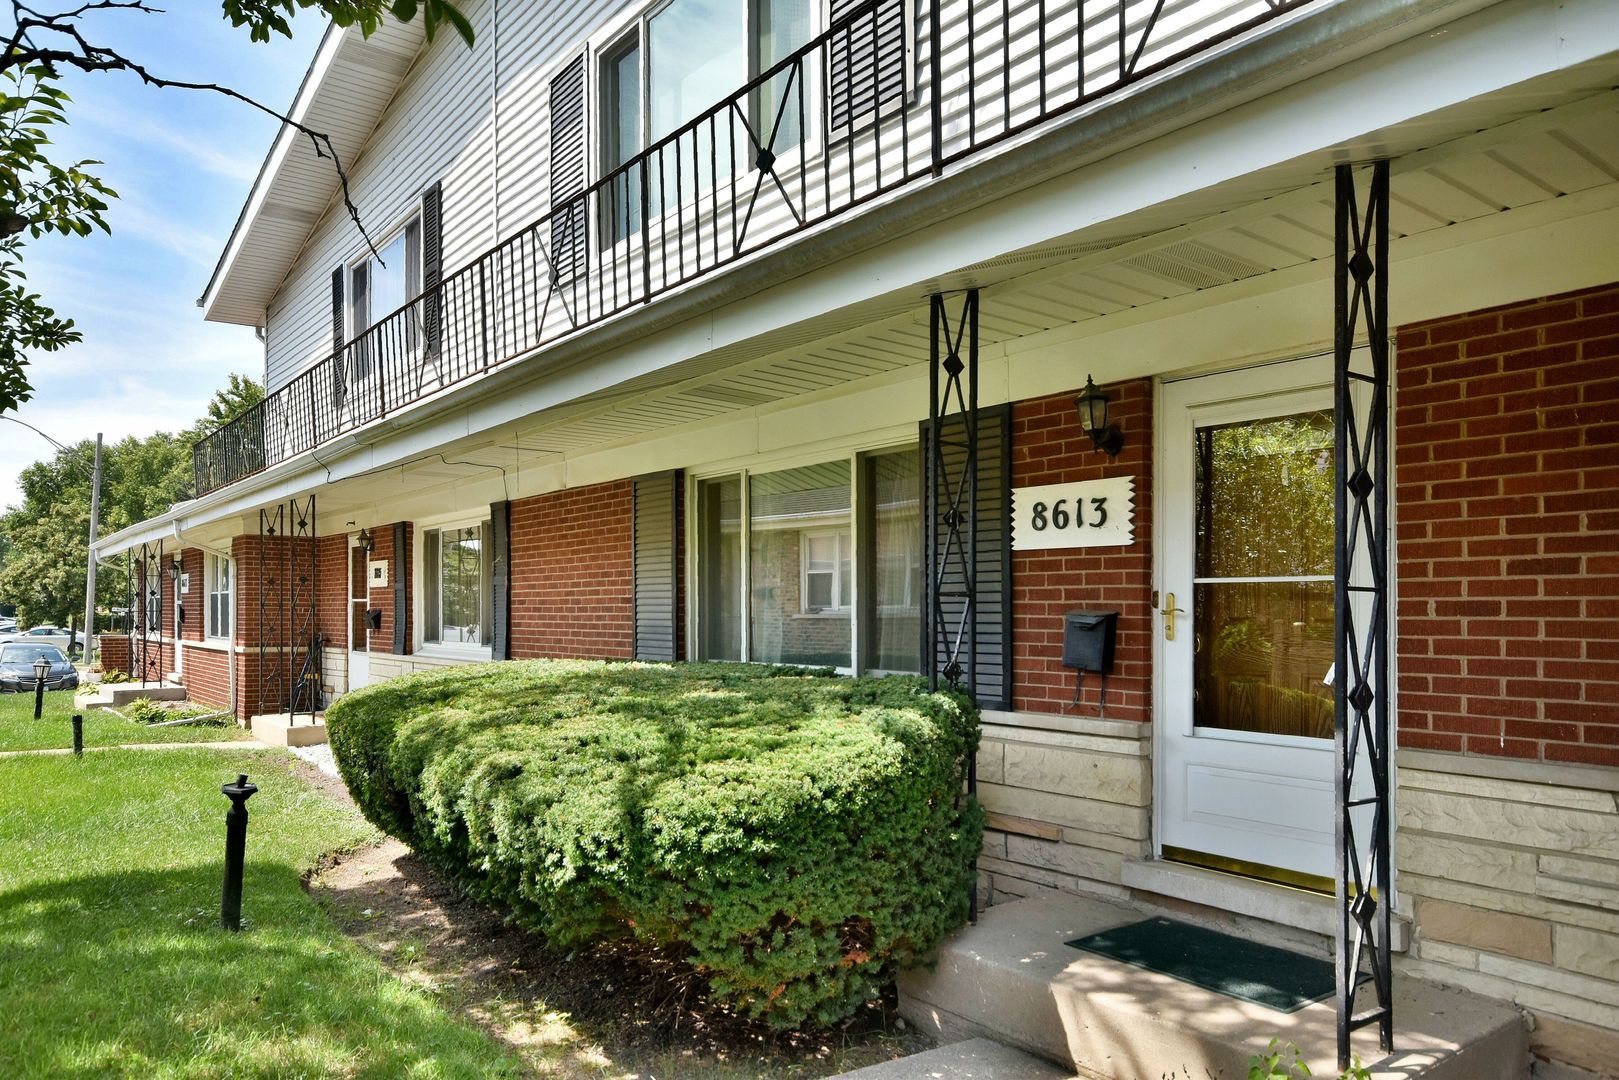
[0, 376, 265, 627]
[0, 0, 471, 416]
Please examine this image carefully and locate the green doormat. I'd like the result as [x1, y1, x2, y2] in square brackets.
[1066, 917, 1344, 1013]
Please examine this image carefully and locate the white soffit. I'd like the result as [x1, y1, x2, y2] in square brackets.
[200, 20, 424, 326]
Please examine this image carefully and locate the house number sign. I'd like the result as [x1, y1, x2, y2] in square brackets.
[1011, 476, 1135, 550]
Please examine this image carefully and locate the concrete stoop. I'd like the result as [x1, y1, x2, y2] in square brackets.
[836, 1038, 1075, 1078]
[249, 713, 328, 747]
[898, 894, 1529, 1080]
[80, 682, 188, 711]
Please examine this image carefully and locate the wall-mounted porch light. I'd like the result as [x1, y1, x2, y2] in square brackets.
[1075, 374, 1124, 458]
[357, 528, 373, 554]
[167, 556, 183, 581]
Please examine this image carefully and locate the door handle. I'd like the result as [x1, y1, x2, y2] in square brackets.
[1161, 592, 1184, 641]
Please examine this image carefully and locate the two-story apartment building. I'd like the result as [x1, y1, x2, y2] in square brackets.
[97, 0, 1619, 1075]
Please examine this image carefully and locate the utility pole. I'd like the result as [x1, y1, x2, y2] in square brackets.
[82, 433, 102, 662]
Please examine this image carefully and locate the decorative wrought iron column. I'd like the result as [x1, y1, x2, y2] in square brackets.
[1334, 159, 1393, 1068]
[135, 540, 164, 687]
[258, 503, 285, 718]
[927, 288, 980, 917]
[288, 495, 319, 722]
[927, 288, 980, 699]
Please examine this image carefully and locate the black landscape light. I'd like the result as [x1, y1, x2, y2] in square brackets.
[32, 656, 50, 718]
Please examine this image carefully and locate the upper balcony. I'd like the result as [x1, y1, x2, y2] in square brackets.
[192, 0, 1318, 497]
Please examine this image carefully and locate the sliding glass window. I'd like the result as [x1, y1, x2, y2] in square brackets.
[696, 445, 919, 673]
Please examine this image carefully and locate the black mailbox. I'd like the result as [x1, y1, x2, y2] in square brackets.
[364, 608, 384, 631]
[1062, 610, 1118, 673]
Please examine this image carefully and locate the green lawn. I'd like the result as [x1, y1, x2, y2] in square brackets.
[0, 688, 250, 752]
[0, 746, 527, 1078]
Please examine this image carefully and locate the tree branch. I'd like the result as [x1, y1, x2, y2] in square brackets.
[4, 3, 386, 263]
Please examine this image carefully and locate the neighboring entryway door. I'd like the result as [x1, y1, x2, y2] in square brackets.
[348, 539, 371, 692]
[1157, 359, 1337, 887]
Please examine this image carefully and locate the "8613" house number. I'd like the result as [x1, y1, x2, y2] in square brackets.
[1011, 476, 1135, 550]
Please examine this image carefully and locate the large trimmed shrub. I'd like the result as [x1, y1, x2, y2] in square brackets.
[326, 660, 983, 1028]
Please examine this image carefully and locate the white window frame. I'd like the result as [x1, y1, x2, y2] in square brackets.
[205, 553, 233, 642]
[345, 211, 424, 343]
[415, 514, 494, 660]
[590, 0, 825, 253]
[799, 528, 850, 614]
[687, 437, 920, 675]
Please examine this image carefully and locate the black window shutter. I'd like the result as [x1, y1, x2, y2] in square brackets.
[392, 522, 408, 654]
[490, 500, 511, 660]
[632, 471, 679, 662]
[549, 54, 588, 282]
[830, 0, 906, 131]
[920, 404, 1012, 710]
[330, 266, 346, 408]
[421, 181, 443, 356]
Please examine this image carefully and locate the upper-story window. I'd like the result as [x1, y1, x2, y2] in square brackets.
[349, 216, 421, 338]
[598, 0, 814, 241]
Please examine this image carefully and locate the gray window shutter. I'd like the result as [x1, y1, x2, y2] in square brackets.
[920, 404, 1012, 710]
[421, 181, 443, 355]
[392, 522, 408, 654]
[830, 0, 906, 131]
[490, 500, 511, 660]
[549, 54, 588, 282]
[633, 471, 679, 662]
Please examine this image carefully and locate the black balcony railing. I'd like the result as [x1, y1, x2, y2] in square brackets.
[194, 0, 1314, 496]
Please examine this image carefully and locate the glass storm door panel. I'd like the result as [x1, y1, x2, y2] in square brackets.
[1158, 360, 1337, 886]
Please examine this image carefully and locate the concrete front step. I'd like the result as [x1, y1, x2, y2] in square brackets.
[249, 713, 327, 747]
[80, 683, 188, 710]
[899, 894, 1528, 1080]
[835, 1038, 1075, 1079]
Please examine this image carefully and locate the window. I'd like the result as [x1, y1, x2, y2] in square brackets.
[348, 216, 422, 377]
[695, 445, 920, 672]
[597, 0, 813, 240]
[206, 554, 233, 641]
[143, 575, 161, 634]
[423, 520, 492, 648]
[800, 530, 849, 612]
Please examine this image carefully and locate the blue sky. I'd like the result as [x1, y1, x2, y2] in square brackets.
[1, 4, 324, 507]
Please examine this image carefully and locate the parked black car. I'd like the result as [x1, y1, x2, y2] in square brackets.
[0, 643, 79, 692]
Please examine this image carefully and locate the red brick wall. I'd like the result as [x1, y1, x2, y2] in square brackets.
[182, 645, 232, 711]
[98, 635, 131, 675]
[316, 535, 348, 650]
[1396, 283, 1619, 765]
[509, 481, 635, 659]
[1011, 380, 1154, 721]
[179, 547, 203, 642]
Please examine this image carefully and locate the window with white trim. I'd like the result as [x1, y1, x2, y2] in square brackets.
[695, 444, 919, 672]
[206, 554, 233, 641]
[423, 520, 492, 648]
[597, 0, 814, 241]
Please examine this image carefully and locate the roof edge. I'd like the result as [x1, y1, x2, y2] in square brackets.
[198, 22, 341, 324]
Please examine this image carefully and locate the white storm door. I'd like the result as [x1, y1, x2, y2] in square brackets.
[348, 541, 371, 691]
[1157, 360, 1338, 883]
